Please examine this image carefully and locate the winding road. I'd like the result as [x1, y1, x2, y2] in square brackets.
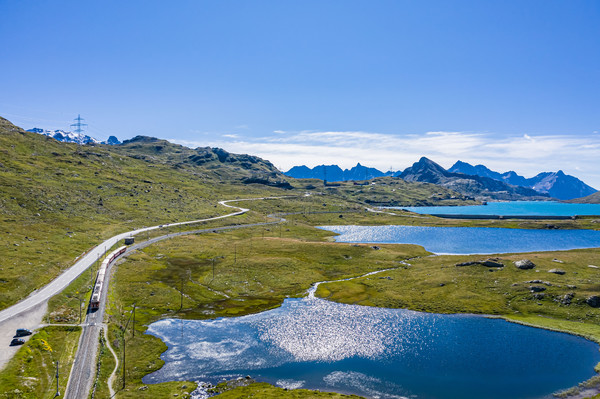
[0, 196, 291, 397]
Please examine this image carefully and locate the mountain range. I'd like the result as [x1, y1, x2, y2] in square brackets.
[448, 161, 597, 200]
[27, 128, 121, 145]
[399, 157, 550, 201]
[285, 163, 393, 182]
[285, 160, 596, 201]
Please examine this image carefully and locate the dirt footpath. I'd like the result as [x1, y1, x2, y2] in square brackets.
[0, 301, 48, 370]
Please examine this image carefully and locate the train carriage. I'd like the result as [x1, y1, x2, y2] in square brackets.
[89, 246, 127, 310]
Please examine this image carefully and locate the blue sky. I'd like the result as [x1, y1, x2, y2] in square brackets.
[1, 1, 599, 187]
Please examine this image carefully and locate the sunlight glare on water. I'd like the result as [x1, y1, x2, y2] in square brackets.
[145, 294, 600, 399]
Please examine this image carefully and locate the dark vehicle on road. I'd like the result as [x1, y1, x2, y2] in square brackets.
[10, 338, 25, 346]
[15, 328, 32, 337]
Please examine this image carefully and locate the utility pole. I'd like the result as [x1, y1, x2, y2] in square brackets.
[70, 114, 87, 147]
[211, 258, 215, 284]
[78, 296, 82, 324]
[55, 360, 60, 397]
[122, 306, 134, 390]
[180, 278, 184, 310]
[132, 303, 136, 337]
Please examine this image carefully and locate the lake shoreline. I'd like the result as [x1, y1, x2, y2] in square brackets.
[145, 265, 600, 399]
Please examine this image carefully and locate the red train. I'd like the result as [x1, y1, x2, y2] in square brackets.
[89, 246, 127, 310]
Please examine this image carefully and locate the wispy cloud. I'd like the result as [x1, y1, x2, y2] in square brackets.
[171, 130, 600, 188]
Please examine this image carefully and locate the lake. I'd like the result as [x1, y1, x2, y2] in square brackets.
[145, 293, 600, 399]
[319, 225, 600, 254]
[395, 201, 600, 217]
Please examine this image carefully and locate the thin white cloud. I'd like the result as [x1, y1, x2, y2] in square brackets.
[171, 130, 600, 189]
[222, 134, 239, 138]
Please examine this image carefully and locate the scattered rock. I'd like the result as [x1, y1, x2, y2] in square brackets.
[552, 258, 564, 263]
[514, 259, 535, 270]
[567, 285, 577, 289]
[439, 283, 445, 287]
[530, 286, 546, 292]
[138, 386, 149, 391]
[557, 293, 575, 305]
[586, 296, 600, 308]
[371, 245, 380, 250]
[589, 265, 599, 269]
[533, 293, 545, 300]
[525, 280, 552, 286]
[548, 268, 566, 275]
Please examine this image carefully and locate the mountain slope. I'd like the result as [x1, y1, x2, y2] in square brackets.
[528, 171, 597, 200]
[0, 117, 293, 310]
[567, 191, 600, 204]
[0, 116, 479, 311]
[401, 157, 548, 201]
[449, 161, 596, 200]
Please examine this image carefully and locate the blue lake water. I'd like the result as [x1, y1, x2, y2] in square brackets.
[319, 225, 600, 254]
[145, 293, 600, 399]
[395, 201, 600, 216]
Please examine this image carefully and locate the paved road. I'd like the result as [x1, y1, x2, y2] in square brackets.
[0, 200, 249, 326]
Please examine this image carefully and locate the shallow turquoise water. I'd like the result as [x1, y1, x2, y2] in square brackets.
[319, 225, 600, 254]
[144, 295, 600, 399]
[396, 201, 600, 216]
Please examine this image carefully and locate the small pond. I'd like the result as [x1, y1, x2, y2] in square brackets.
[395, 201, 600, 217]
[145, 292, 600, 399]
[319, 225, 600, 254]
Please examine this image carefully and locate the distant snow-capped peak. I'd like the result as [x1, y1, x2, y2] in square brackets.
[27, 128, 120, 145]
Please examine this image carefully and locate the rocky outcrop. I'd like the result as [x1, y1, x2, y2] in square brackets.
[557, 293, 575, 305]
[514, 259, 535, 270]
[530, 286, 546, 292]
[456, 258, 504, 268]
[586, 296, 600, 308]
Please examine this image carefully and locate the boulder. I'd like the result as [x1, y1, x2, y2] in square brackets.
[481, 259, 505, 268]
[530, 286, 546, 292]
[456, 259, 504, 268]
[456, 261, 480, 267]
[514, 259, 535, 270]
[586, 296, 600, 308]
[548, 268, 566, 275]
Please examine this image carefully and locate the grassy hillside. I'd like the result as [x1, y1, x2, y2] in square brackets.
[568, 191, 600, 204]
[0, 116, 474, 310]
[0, 117, 289, 309]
